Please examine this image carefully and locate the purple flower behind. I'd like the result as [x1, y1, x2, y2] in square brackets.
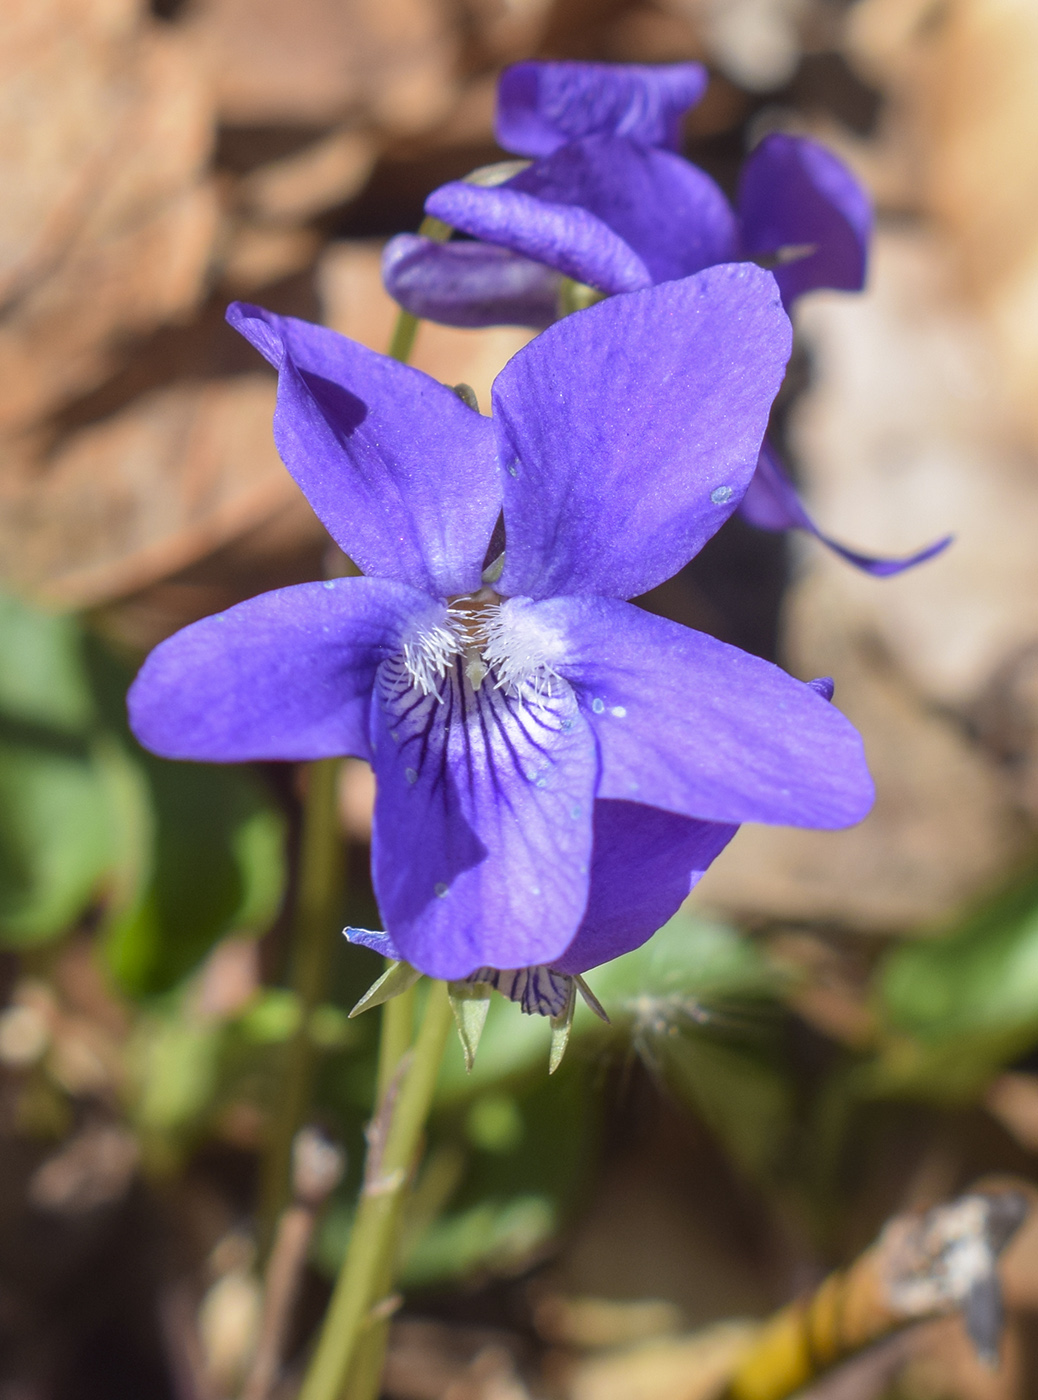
[129, 267, 873, 987]
[382, 60, 950, 577]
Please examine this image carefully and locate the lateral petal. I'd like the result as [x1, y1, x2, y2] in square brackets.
[425, 182, 652, 295]
[128, 577, 434, 763]
[381, 234, 560, 329]
[551, 800, 737, 975]
[738, 134, 871, 306]
[494, 265, 791, 601]
[369, 658, 598, 980]
[227, 302, 500, 598]
[514, 594, 875, 828]
[502, 136, 737, 286]
[496, 60, 708, 156]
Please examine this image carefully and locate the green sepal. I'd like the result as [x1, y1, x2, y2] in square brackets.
[548, 981, 577, 1075]
[349, 960, 422, 1018]
[574, 975, 610, 1024]
[448, 981, 493, 1071]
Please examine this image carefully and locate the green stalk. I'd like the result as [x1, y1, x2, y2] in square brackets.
[258, 757, 344, 1252]
[297, 980, 453, 1400]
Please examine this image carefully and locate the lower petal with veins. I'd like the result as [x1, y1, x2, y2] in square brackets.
[369, 653, 598, 980]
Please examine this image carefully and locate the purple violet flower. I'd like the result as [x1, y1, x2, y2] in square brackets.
[127, 267, 873, 999]
[382, 60, 950, 578]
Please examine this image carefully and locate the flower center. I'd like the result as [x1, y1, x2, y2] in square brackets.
[401, 593, 566, 702]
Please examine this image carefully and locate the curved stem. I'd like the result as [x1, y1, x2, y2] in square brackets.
[257, 757, 344, 1252]
[297, 981, 453, 1400]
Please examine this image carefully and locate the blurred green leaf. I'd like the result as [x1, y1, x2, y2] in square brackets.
[0, 737, 114, 945]
[400, 1195, 556, 1286]
[131, 1011, 224, 1134]
[871, 871, 1038, 1100]
[587, 909, 780, 1014]
[0, 593, 93, 734]
[102, 759, 286, 997]
[0, 593, 119, 945]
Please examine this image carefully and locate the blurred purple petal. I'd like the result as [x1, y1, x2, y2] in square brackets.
[227, 302, 500, 597]
[552, 800, 737, 975]
[369, 659, 598, 980]
[382, 235, 560, 329]
[738, 133, 871, 305]
[515, 594, 874, 828]
[507, 136, 737, 285]
[496, 60, 708, 157]
[425, 182, 652, 295]
[740, 441, 953, 576]
[128, 577, 431, 763]
[493, 265, 791, 601]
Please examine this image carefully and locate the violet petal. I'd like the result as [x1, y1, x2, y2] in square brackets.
[506, 136, 737, 286]
[128, 577, 433, 763]
[551, 800, 737, 975]
[738, 133, 871, 306]
[494, 265, 791, 602]
[740, 441, 953, 576]
[368, 656, 598, 980]
[496, 60, 708, 157]
[382, 234, 561, 329]
[425, 182, 652, 295]
[515, 594, 875, 828]
[227, 302, 500, 598]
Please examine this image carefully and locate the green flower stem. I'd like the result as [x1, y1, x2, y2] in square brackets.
[386, 215, 452, 364]
[258, 757, 344, 1251]
[341, 981, 419, 1400]
[298, 980, 454, 1400]
[376, 978, 416, 1100]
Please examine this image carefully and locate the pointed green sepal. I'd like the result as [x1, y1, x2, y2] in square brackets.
[349, 960, 422, 1018]
[548, 981, 577, 1074]
[575, 975, 610, 1024]
[448, 981, 492, 1071]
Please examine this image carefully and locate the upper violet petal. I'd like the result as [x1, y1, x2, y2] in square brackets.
[496, 60, 708, 157]
[369, 657, 598, 980]
[426, 182, 652, 296]
[494, 265, 792, 602]
[740, 441, 954, 576]
[738, 134, 872, 306]
[128, 577, 434, 764]
[382, 234, 560, 329]
[514, 594, 875, 828]
[506, 137, 738, 286]
[551, 800, 737, 975]
[227, 302, 500, 597]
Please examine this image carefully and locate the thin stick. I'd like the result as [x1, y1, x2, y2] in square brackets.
[257, 758, 344, 1252]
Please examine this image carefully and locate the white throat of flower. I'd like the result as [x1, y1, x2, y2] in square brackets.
[401, 590, 565, 704]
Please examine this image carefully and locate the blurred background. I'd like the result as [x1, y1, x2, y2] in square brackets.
[7, 1, 1038, 1397]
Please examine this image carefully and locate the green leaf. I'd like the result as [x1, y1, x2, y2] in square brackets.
[873, 871, 1038, 1100]
[0, 593, 93, 734]
[102, 757, 287, 997]
[130, 1011, 224, 1134]
[0, 739, 114, 945]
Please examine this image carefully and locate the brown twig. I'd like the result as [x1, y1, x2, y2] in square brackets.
[240, 1129, 344, 1400]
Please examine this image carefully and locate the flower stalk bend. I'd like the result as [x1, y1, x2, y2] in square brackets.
[257, 757, 345, 1252]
